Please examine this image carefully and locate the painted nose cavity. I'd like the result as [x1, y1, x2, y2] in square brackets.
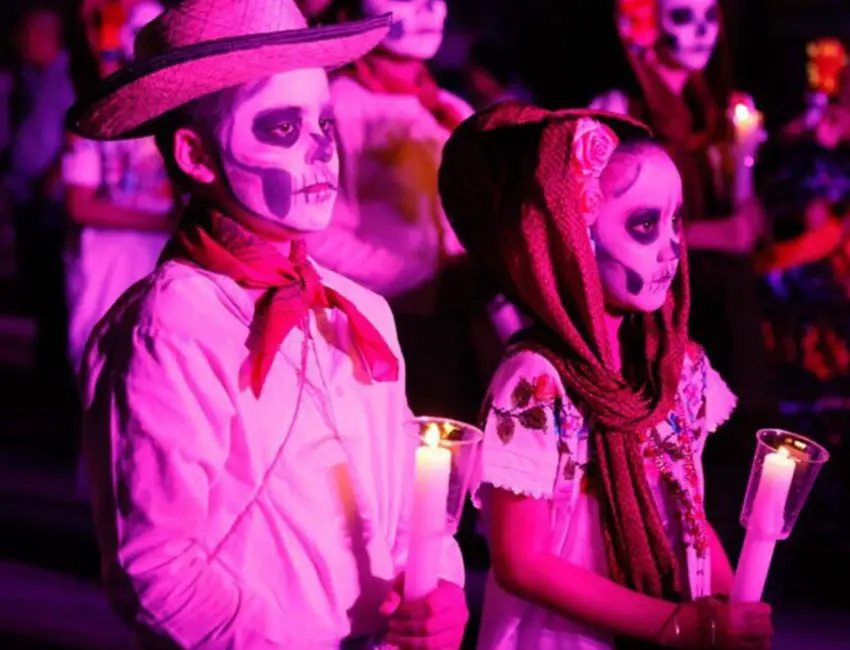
[658, 237, 682, 262]
[309, 132, 335, 164]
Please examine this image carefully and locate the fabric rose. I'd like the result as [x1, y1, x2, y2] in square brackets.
[577, 184, 603, 218]
[570, 117, 619, 179]
[570, 118, 619, 221]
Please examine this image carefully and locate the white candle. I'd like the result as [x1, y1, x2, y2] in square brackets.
[732, 101, 764, 206]
[731, 447, 796, 602]
[405, 424, 452, 600]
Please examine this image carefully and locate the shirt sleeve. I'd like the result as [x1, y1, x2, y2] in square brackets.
[589, 89, 630, 115]
[82, 328, 296, 649]
[704, 356, 737, 435]
[61, 134, 102, 188]
[472, 351, 563, 505]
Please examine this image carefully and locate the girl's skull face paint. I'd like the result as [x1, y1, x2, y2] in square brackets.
[214, 68, 339, 233]
[591, 147, 684, 313]
[119, 1, 164, 63]
[362, 0, 447, 60]
[657, 0, 719, 71]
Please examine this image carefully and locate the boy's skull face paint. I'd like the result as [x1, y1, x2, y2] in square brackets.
[119, 1, 164, 63]
[361, 0, 447, 60]
[591, 148, 684, 313]
[657, 0, 719, 71]
[214, 68, 339, 233]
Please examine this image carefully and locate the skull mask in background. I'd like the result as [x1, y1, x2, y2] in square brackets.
[361, 0, 447, 61]
[120, 1, 165, 64]
[657, 0, 719, 71]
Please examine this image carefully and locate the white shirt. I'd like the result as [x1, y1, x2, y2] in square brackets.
[307, 77, 473, 305]
[80, 259, 464, 649]
[62, 134, 174, 370]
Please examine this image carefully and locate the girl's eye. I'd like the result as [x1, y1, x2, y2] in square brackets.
[319, 118, 335, 135]
[274, 123, 294, 135]
[634, 218, 657, 233]
[672, 212, 683, 233]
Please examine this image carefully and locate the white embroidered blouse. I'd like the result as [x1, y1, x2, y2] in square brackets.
[472, 346, 736, 650]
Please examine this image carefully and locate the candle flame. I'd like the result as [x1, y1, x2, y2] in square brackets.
[792, 439, 807, 451]
[424, 423, 441, 448]
[777, 446, 791, 458]
[734, 102, 753, 125]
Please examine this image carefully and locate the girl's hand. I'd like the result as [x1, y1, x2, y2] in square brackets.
[661, 597, 773, 649]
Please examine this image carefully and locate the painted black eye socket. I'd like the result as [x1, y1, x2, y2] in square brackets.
[705, 5, 718, 22]
[670, 7, 695, 25]
[319, 118, 335, 135]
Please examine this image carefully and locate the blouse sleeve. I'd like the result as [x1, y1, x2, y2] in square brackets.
[472, 351, 564, 506]
[704, 356, 738, 434]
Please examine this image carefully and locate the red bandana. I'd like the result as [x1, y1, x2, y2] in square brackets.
[161, 204, 399, 396]
[342, 50, 465, 132]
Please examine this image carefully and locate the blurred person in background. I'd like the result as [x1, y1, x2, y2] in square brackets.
[462, 39, 533, 110]
[0, 3, 76, 394]
[62, 0, 179, 375]
[304, 0, 485, 422]
[589, 0, 778, 548]
[752, 37, 850, 557]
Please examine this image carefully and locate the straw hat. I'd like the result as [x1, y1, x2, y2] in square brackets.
[69, 0, 391, 140]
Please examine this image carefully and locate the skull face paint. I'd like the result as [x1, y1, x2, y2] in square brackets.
[214, 69, 339, 233]
[361, 0, 447, 60]
[591, 145, 683, 313]
[119, 1, 164, 63]
[657, 0, 719, 71]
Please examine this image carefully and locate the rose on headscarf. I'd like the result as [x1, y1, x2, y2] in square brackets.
[570, 117, 619, 178]
[570, 118, 619, 220]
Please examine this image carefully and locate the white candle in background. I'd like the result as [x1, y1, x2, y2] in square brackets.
[731, 447, 796, 602]
[732, 101, 765, 206]
[405, 424, 451, 600]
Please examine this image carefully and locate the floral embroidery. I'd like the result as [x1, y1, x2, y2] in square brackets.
[580, 460, 599, 496]
[638, 352, 710, 557]
[491, 374, 562, 437]
[511, 377, 535, 408]
[496, 413, 515, 444]
[533, 374, 558, 402]
[511, 374, 559, 408]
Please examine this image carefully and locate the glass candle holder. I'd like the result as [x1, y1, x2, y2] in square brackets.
[739, 429, 829, 540]
[403, 416, 483, 600]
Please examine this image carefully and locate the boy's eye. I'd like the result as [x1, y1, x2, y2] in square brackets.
[319, 118, 335, 135]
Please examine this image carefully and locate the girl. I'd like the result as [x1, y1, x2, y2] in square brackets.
[438, 103, 774, 649]
[590, 0, 776, 544]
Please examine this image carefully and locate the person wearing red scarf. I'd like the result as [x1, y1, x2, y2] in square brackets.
[439, 103, 774, 649]
[68, 1, 467, 647]
[591, 0, 778, 556]
[303, 0, 501, 424]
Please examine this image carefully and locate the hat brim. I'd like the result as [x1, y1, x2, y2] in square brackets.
[69, 15, 392, 140]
